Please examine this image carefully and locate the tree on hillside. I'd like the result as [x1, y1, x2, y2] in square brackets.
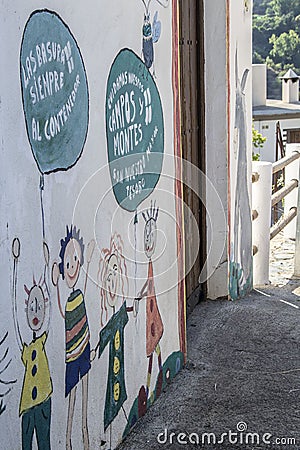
[270, 30, 300, 67]
[253, 0, 269, 15]
[266, 0, 300, 17]
[253, 0, 300, 98]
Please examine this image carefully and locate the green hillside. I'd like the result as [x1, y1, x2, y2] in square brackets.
[253, 0, 300, 99]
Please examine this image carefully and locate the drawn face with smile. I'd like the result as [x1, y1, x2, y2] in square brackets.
[64, 238, 82, 289]
[144, 218, 157, 259]
[26, 285, 46, 332]
[105, 254, 119, 308]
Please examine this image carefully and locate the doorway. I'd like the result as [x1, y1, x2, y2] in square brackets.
[179, 0, 206, 313]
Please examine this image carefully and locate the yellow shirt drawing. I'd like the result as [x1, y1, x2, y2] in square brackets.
[19, 332, 52, 416]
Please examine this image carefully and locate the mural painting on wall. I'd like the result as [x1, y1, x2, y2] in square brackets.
[140, 0, 170, 72]
[4, 3, 183, 448]
[52, 226, 95, 450]
[229, 50, 252, 299]
[122, 201, 184, 438]
[12, 238, 53, 449]
[103, 7, 185, 439]
[91, 233, 139, 449]
[20, 9, 89, 238]
[0, 331, 17, 416]
[18, 10, 91, 447]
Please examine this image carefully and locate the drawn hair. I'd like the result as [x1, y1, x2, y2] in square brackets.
[98, 233, 128, 327]
[142, 200, 159, 223]
[24, 274, 49, 307]
[58, 225, 84, 279]
[141, 0, 169, 14]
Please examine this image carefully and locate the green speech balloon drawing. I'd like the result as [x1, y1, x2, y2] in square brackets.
[105, 49, 164, 212]
[20, 10, 89, 174]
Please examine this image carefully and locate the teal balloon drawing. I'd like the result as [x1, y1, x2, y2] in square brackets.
[20, 10, 89, 174]
[106, 49, 164, 212]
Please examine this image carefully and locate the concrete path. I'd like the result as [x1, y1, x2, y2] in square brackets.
[118, 285, 300, 449]
[118, 233, 300, 449]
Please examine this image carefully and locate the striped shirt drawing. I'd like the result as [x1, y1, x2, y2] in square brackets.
[65, 289, 90, 362]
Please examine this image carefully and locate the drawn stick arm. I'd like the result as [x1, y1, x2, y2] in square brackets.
[138, 279, 148, 299]
[12, 254, 23, 351]
[84, 239, 95, 296]
[56, 284, 65, 319]
[52, 262, 64, 318]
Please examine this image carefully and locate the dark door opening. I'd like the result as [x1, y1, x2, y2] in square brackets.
[286, 129, 300, 144]
[179, 0, 206, 314]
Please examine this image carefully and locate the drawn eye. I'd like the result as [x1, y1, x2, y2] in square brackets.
[74, 255, 77, 262]
[67, 262, 70, 269]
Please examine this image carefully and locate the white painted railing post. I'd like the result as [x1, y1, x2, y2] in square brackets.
[294, 159, 300, 277]
[252, 161, 272, 285]
[284, 144, 300, 239]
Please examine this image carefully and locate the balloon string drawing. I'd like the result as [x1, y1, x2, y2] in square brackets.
[20, 9, 89, 241]
[134, 209, 138, 299]
[39, 174, 45, 240]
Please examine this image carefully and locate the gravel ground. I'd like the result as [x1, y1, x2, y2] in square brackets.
[269, 231, 296, 286]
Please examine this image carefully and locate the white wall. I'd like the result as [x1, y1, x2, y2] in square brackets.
[252, 64, 267, 106]
[0, 2, 184, 449]
[228, 0, 253, 299]
[204, 0, 228, 299]
[204, 0, 253, 299]
[254, 117, 300, 162]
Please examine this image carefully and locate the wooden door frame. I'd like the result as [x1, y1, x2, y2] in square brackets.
[197, 0, 207, 301]
[178, 0, 207, 308]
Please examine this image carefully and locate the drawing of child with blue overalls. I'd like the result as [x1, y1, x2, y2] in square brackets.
[91, 233, 138, 449]
[52, 225, 95, 450]
[12, 238, 52, 450]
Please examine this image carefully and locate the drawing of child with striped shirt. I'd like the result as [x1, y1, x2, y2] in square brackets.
[52, 226, 95, 450]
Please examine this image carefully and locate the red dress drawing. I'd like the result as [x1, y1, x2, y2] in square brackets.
[146, 260, 164, 357]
